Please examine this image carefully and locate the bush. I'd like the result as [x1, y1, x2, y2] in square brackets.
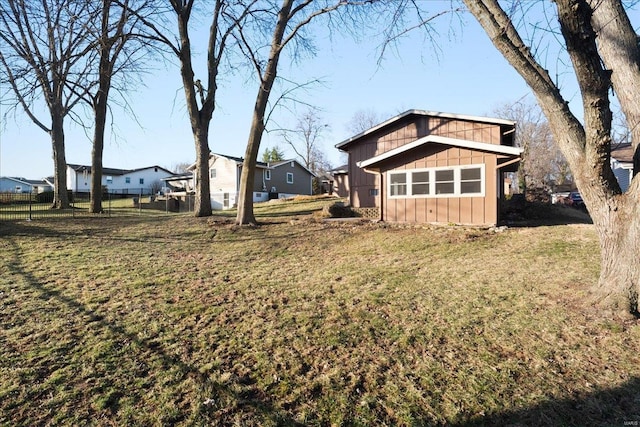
[322, 201, 355, 218]
[36, 191, 54, 203]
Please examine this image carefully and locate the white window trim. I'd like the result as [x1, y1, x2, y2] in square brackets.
[387, 164, 485, 199]
[265, 170, 271, 180]
[286, 172, 294, 184]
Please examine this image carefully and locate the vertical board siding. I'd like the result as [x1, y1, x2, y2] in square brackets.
[345, 113, 509, 225]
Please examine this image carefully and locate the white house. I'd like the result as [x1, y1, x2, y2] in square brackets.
[66, 164, 175, 195]
[0, 177, 52, 193]
[611, 144, 635, 192]
[188, 154, 316, 210]
[189, 154, 271, 210]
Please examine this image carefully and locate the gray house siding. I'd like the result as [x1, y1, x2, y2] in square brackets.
[268, 161, 314, 196]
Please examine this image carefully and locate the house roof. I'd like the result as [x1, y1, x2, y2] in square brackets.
[611, 143, 635, 164]
[68, 163, 128, 176]
[269, 159, 317, 177]
[336, 109, 517, 150]
[330, 164, 348, 175]
[357, 135, 523, 170]
[189, 153, 270, 170]
[67, 164, 174, 176]
[162, 173, 193, 182]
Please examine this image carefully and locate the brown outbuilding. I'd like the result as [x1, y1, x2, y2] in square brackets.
[335, 110, 522, 226]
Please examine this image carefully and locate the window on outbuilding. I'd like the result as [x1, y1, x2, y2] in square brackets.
[435, 169, 454, 195]
[389, 173, 407, 196]
[388, 165, 484, 198]
[139, 178, 144, 185]
[286, 172, 294, 184]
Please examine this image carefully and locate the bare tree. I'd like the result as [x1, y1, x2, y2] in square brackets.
[282, 108, 330, 173]
[345, 108, 384, 134]
[83, 0, 158, 213]
[235, 0, 375, 225]
[133, 1, 253, 217]
[464, 0, 639, 317]
[171, 161, 192, 174]
[493, 97, 571, 192]
[0, 0, 98, 208]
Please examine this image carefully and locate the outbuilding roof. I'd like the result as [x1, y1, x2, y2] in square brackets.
[357, 135, 523, 171]
[336, 109, 516, 150]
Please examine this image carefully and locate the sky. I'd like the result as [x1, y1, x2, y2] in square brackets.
[1, 2, 636, 180]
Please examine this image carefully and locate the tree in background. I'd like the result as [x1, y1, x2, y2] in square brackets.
[84, 0, 160, 213]
[282, 108, 330, 173]
[493, 97, 571, 193]
[464, 0, 639, 317]
[345, 108, 384, 135]
[234, 0, 359, 225]
[0, 0, 98, 208]
[261, 146, 285, 163]
[137, 1, 253, 217]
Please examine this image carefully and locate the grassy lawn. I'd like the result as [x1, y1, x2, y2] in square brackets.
[1, 197, 638, 426]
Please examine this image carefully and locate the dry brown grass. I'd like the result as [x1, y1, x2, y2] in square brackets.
[1, 199, 638, 426]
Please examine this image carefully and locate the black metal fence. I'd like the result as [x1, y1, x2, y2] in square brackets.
[0, 191, 196, 221]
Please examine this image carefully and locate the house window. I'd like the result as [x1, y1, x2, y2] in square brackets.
[106, 176, 113, 184]
[369, 188, 379, 196]
[389, 173, 407, 196]
[388, 165, 484, 198]
[411, 171, 430, 195]
[125, 177, 131, 184]
[435, 169, 455, 195]
[210, 169, 216, 179]
[286, 172, 294, 184]
[460, 167, 482, 194]
[139, 178, 144, 185]
[265, 170, 271, 180]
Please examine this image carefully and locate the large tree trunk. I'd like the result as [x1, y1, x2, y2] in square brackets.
[589, 198, 640, 316]
[90, 90, 107, 214]
[51, 115, 69, 209]
[236, 114, 265, 225]
[465, 0, 639, 317]
[235, 0, 293, 225]
[194, 128, 212, 217]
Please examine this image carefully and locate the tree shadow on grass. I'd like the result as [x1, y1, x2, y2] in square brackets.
[452, 377, 640, 427]
[2, 236, 304, 425]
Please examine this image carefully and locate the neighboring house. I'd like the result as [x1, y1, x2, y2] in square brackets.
[0, 177, 52, 193]
[330, 165, 349, 198]
[265, 160, 316, 197]
[336, 109, 523, 226]
[611, 143, 636, 192]
[162, 173, 195, 193]
[191, 153, 316, 210]
[67, 164, 175, 195]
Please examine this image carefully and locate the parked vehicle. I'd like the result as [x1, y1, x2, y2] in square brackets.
[568, 191, 585, 209]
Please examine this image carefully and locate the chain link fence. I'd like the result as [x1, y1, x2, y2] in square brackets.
[0, 191, 196, 221]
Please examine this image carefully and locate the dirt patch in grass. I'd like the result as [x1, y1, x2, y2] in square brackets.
[1, 208, 638, 425]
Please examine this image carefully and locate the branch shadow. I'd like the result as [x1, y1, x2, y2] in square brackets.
[1, 235, 304, 425]
[451, 377, 640, 426]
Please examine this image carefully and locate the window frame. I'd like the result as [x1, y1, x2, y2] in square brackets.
[265, 169, 271, 180]
[387, 165, 485, 199]
[286, 172, 294, 184]
[210, 168, 217, 179]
